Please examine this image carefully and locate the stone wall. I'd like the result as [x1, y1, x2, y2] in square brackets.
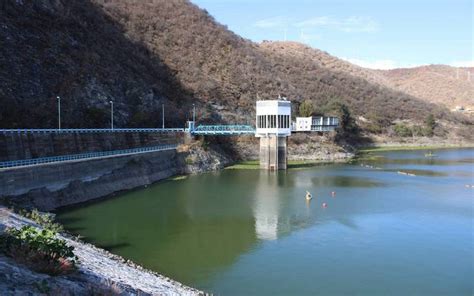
[0, 132, 184, 162]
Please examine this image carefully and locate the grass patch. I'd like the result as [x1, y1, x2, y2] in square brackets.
[169, 175, 188, 181]
[225, 160, 259, 170]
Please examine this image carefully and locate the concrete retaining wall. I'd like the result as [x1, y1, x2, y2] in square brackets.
[0, 150, 180, 211]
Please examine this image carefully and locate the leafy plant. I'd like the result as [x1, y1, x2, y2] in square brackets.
[19, 209, 64, 233]
[1, 225, 77, 275]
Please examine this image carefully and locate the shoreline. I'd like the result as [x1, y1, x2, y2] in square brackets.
[226, 144, 474, 169]
[0, 206, 203, 295]
[357, 144, 474, 153]
[225, 159, 349, 170]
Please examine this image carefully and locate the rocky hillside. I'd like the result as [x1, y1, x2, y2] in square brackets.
[377, 66, 474, 110]
[260, 42, 473, 111]
[0, 0, 470, 139]
[259, 41, 390, 87]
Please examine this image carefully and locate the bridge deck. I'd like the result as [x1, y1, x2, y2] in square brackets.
[0, 128, 185, 134]
[191, 125, 255, 136]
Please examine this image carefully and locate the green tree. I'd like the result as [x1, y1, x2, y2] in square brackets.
[394, 123, 412, 137]
[424, 114, 436, 137]
[331, 102, 357, 135]
[298, 100, 314, 117]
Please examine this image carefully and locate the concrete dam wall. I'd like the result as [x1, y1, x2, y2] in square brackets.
[0, 132, 182, 162]
[0, 149, 181, 211]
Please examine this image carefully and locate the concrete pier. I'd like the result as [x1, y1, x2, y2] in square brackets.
[259, 135, 287, 170]
[255, 99, 291, 170]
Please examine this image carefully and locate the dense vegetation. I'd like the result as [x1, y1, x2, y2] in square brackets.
[0, 0, 470, 140]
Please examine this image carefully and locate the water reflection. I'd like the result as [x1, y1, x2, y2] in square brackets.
[254, 172, 280, 240]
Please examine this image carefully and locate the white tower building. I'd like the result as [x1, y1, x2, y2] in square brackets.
[255, 99, 291, 170]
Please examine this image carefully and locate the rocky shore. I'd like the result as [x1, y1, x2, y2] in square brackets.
[0, 207, 203, 295]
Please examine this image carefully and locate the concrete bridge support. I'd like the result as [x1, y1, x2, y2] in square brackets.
[259, 135, 287, 170]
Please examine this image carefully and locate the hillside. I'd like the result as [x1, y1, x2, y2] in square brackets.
[260, 42, 473, 112]
[0, 0, 470, 140]
[377, 66, 474, 110]
[258, 41, 391, 87]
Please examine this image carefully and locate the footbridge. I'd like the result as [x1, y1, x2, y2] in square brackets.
[0, 128, 184, 134]
[0, 124, 255, 136]
[190, 125, 255, 136]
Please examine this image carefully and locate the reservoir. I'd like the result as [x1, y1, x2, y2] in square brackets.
[57, 149, 473, 295]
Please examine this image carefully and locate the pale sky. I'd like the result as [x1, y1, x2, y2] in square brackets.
[192, 0, 473, 69]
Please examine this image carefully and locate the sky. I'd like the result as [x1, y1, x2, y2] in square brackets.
[191, 0, 473, 69]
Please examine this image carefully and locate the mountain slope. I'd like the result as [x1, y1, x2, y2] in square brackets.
[94, 0, 455, 123]
[0, 0, 193, 128]
[377, 66, 474, 110]
[259, 42, 473, 111]
[0, 0, 469, 138]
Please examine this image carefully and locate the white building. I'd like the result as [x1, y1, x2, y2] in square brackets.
[255, 100, 291, 137]
[294, 116, 339, 132]
[255, 99, 291, 170]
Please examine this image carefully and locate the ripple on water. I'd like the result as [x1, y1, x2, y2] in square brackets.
[311, 175, 385, 187]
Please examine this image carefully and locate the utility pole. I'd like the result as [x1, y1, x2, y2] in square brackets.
[57, 96, 61, 130]
[162, 103, 165, 129]
[110, 100, 114, 130]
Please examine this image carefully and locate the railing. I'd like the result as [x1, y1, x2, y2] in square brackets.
[311, 125, 338, 132]
[0, 144, 178, 169]
[0, 128, 185, 134]
[191, 125, 255, 135]
[291, 125, 338, 132]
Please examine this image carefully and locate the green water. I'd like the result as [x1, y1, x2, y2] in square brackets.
[57, 149, 474, 295]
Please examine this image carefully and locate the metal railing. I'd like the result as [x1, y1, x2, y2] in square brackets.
[311, 125, 338, 132]
[192, 125, 255, 135]
[0, 128, 185, 134]
[0, 144, 178, 169]
[291, 125, 338, 132]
